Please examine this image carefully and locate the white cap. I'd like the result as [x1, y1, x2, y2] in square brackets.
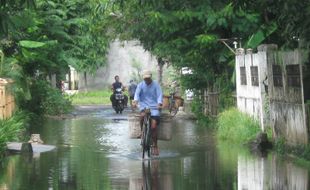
[142, 70, 152, 79]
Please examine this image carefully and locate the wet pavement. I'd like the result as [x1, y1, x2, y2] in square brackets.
[0, 106, 309, 190]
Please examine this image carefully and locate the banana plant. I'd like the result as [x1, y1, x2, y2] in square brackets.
[246, 22, 278, 49]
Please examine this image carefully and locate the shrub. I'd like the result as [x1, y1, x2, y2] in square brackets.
[23, 80, 72, 115]
[217, 108, 260, 144]
[41, 89, 73, 115]
[0, 111, 28, 152]
[274, 137, 286, 155]
[276, 140, 310, 162]
[189, 97, 214, 127]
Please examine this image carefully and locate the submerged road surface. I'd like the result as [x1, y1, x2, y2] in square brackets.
[0, 106, 309, 190]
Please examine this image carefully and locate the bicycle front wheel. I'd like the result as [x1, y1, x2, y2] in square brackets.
[145, 124, 151, 157]
[141, 122, 147, 159]
[141, 118, 151, 159]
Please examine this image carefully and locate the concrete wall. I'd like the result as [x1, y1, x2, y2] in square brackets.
[0, 78, 15, 119]
[267, 49, 308, 144]
[78, 40, 158, 90]
[236, 44, 309, 144]
[235, 46, 269, 130]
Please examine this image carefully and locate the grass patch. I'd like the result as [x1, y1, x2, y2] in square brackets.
[217, 108, 260, 144]
[70, 90, 114, 105]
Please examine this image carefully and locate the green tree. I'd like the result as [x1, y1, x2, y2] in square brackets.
[108, 0, 310, 117]
[0, 0, 111, 115]
[108, 1, 261, 106]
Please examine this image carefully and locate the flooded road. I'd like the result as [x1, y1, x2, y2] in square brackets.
[0, 106, 309, 190]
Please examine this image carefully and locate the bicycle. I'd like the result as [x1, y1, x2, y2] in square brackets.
[141, 107, 153, 159]
[168, 92, 178, 116]
[140, 106, 161, 159]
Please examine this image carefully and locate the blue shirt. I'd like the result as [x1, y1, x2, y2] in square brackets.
[134, 80, 163, 116]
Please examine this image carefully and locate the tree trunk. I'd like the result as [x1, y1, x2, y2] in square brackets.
[157, 57, 165, 85]
[68, 71, 72, 90]
[84, 72, 87, 87]
[204, 89, 208, 115]
[56, 73, 62, 90]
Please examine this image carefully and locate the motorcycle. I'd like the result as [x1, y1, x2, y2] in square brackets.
[113, 88, 125, 114]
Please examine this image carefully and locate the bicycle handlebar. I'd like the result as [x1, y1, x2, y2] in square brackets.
[131, 105, 162, 113]
[142, 105, 161, 110]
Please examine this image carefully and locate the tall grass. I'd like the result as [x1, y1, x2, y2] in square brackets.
[70, 90, 114, 105]
[217, 108, 260, 144]
[0, 112, 28, 153]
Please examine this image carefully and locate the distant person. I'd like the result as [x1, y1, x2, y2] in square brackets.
[133, 70, 163, 156]
[128, 79, 137, 110]
[110, 75, 128, 108]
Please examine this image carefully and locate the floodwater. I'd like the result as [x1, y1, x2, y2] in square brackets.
[0, 107, 309, 190]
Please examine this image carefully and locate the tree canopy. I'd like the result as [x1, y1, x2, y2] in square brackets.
[107, 0, 310, 93]
[1, 0, 310, 114]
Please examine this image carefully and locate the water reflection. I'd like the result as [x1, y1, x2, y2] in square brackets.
[0, 116, 112, 190]
[0, 111, 309, 190]
[128, 160, 173, 190]
[238, 154, 309, 190]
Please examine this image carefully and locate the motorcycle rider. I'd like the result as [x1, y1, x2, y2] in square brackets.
[110, 75, 128, 108]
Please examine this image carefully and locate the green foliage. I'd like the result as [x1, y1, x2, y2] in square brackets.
[1, 47, 73, 116]
[274, 137, 286, 155]
[218, 92, 235, 112]
[107, 0, 268, 123]
[0, 111, 29, 152]
[108, 0, 266, 92]
[274, 138, 310, 162]
[290, 145, 310, 161]
[0, 0, 111, 115]
[271, 136, 310, 167]
[190, 96, 205, 119]
[0, 49, 32, 109]
[0, 0, 36, 36]
[108, 0, 310, 121]
[22, 80, 72, 115]
[41, 90, 73, 116]
[265, 125, 273, 141]
[189, 96, 214, 127]
[19, 40, 46, 48]
[130, 58, 143, 82]
[246, 22, 278, 49]
[217, 108, 260, 144]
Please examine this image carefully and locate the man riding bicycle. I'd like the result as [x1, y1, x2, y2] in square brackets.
[132, 70, 163, 156]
